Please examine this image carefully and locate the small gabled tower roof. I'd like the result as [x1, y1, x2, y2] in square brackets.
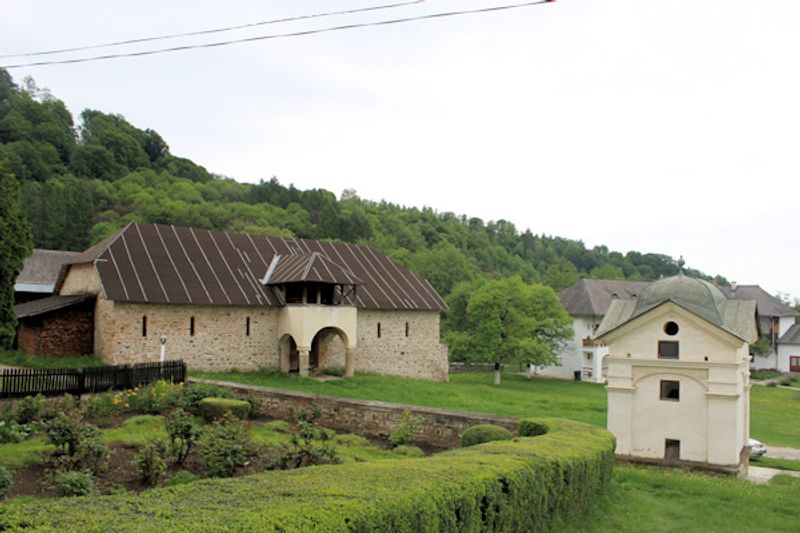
[264, 252, 362, 286]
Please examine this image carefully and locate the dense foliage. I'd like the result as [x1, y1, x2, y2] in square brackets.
[0, 418, 615, 532]
[0, 69, 722, 295]
[460, 424, 513, 447]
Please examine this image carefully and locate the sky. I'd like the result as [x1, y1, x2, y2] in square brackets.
[2, 0, 799, 299]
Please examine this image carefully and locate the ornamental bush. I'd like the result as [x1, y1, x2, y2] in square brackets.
[461, 424, 513, 448]
[44, 411, 106, 473]
[181, 382, 233, 409]
[388, 409, 423, 447]
[198, 398, 251, 421]
[133, 439, 168, 486]
[518, 419, 549, 437]
[196, 413, 252, 477]
[0, 465, 11, 500]
[164, 408, 198, 464]
[50, 470, 95, 497]
[0, 418, 615, 531]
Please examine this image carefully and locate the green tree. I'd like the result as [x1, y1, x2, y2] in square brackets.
[454, 276, 572, 385]
[544, 258, 580, 291]
[409, 242, 480, 296]
[590, 263, 625, 280]
[0, 160, 33, 346]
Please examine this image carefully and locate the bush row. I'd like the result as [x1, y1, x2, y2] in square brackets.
[0, 418, 616, 532]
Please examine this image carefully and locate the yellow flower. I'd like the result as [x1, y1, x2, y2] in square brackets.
[124, 403, 130, 408]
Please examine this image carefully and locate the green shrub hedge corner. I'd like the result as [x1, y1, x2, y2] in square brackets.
[518, 419, 549, 437]
[461, 424, 513, 447]
[0, 418, 615, 532]
[197, 398, 251, 421]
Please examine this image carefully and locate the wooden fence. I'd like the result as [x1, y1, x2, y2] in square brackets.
[0, 360, 186, 398]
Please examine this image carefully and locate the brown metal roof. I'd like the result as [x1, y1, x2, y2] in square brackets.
[265, 252, 362, 286]
[59, 223, 446, 311]
[14, 294, 95, 319]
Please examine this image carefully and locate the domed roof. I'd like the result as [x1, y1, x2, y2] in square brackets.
[633, 274, 727, 323]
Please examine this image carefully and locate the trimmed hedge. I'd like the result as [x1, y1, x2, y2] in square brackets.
[197, 398, 251, 421]
[461, 424, 513, 447]
[0, 418, 615, 532]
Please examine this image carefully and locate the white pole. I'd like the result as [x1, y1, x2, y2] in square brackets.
[160, 335, 167, 363]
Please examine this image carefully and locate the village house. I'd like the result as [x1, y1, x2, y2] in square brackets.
[18, 222, 449, 381]
[13, 249, 78, 304]
[540, 278, 795, 383]
[596, 274, 756, 473]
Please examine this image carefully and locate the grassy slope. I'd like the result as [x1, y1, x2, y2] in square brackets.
[192, 371, 609, 427]
[0, 350, 103, 369]
[193, 370, 800, 448]
[555, 465, 800, 533]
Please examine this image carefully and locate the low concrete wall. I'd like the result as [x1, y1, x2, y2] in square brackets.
[190, 378, 518, 448]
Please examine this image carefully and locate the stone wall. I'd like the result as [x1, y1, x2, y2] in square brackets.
[191, 378, 518, 448]
[58, 264, 449, 380]
[355, 309, 449, 381]
[101, 302, 281, 371]
[17, 307, 93, 357]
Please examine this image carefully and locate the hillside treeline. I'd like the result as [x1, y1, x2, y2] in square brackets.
[0, 68, 725, 302]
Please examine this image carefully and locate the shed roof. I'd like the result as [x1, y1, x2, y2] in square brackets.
[56, 223, 445, 311]
[15, 249, 79, 293]
[14, 294, 95, 319]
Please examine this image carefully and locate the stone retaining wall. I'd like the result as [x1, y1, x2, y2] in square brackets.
[190, 378, 519, 448]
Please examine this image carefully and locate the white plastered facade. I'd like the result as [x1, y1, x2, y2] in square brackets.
[603, 302, 751, 472]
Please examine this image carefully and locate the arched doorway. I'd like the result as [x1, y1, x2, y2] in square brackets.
[310, 327, 348, 373]
[280, 334, 300, 374]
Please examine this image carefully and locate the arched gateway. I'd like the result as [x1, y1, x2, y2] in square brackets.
[269, 252, 358, 377]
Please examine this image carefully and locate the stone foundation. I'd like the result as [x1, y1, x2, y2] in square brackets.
[192, 378, 518, 448]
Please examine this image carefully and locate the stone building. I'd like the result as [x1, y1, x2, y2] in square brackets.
[596, 274, 756, 473]
[47, 222, 449, 380]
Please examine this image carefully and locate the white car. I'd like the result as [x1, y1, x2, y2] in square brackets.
[749, 438, 767, 460]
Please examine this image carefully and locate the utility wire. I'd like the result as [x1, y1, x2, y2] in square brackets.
[0, 0, 426, 59]
[2, 0, 555, 69]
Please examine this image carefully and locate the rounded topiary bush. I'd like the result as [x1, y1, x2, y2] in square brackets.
[518, 419, 549, 437]
[197, 398, 251, 421]
[460, 424, 513, 448]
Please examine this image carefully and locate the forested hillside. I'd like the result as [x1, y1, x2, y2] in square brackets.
[0, 68, 726, 303]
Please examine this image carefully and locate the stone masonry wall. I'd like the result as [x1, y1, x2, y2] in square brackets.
[355, 310, 449, 381]
[17, 308, 93, 357]
[102, 303, 281, 371]
[191, 378, 518, 448]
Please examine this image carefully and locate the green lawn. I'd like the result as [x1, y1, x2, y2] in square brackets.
[0, 350, 104, 369]
[751, 456, 800, 472]
[555, 465, 800, 532]
[192, 370, 800, 448]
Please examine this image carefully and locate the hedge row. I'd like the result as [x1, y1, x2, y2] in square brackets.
[0, 418, 615, 532]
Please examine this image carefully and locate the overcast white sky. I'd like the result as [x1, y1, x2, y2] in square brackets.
[2, 0, 799, 299]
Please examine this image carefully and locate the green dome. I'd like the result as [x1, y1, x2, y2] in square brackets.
[633, 274, 727, 323]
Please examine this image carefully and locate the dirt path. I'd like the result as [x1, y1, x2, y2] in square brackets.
[764, 445, 800, 461]
[746, 466, 800, 484]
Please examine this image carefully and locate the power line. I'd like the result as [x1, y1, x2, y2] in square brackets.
[0, 0, 425, 59]
[2, 0, 555, 69]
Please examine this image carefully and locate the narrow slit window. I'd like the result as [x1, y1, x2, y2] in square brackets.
[405, 322, 409, 337]
[142, 316, 147, 337]
[377, 322, 381, 338]
[246, 316, 250, 337]
[190, 316, 195, 336]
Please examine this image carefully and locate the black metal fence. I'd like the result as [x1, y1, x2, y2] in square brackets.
[0, 360, 186, 398]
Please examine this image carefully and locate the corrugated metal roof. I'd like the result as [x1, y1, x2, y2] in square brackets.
[14, 294, 95, 319]
[16, 249, 79, 288]
[58, 223, 446, 311]
[265, 252, 362, 286]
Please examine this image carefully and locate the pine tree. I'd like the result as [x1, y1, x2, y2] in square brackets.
[0, 160, 33, 347]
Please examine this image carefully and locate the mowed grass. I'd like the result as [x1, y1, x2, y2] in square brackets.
[0, 350, 104, 369]
[192, 370, 800, 448]
[191, 371, 609, 427]
[555, 465, 800, 533]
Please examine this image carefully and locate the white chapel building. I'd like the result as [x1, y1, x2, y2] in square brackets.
[595, 274, 757, 473]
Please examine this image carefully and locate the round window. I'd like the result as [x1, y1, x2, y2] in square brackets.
[663, 321, 679, 336]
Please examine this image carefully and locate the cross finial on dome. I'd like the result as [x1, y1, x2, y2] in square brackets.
[677, 255, 685, 273]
